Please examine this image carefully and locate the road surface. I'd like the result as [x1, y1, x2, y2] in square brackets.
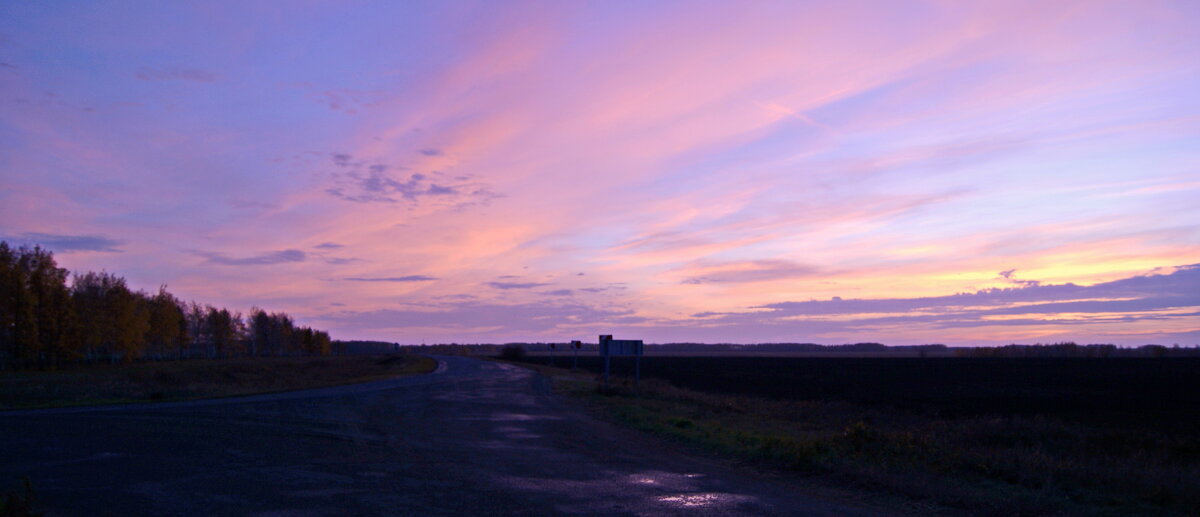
[0, 356, 889, 516]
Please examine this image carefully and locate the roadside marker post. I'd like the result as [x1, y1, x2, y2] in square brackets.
[598, 335, 644, 389]
[549, 342, 556, 367]
[571, 340, 582, 371]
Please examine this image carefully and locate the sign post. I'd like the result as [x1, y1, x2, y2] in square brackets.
[600, 335, 611, 387]
[571, 340, 582, 371]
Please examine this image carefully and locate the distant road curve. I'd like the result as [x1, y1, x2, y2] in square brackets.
[0, 356, 889, 516]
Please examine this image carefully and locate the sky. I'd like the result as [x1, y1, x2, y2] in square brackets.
[2, 1, 1199, 345]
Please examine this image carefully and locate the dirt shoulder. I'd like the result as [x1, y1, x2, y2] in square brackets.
[0, 354, 437, 410]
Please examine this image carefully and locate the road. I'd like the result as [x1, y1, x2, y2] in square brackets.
[0, 356, 889, 516]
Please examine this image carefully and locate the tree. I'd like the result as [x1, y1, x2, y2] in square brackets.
[249, 307, 270, 357]
[313, 330, 331, 356]
[23, 246, 74, 367]
[0, 242, 35, 368]
[2, 240, 335, 367]
[145, 286, 186, 360]
[184, 301, 206, 359]
[72, 271, 148, 363]
[0, 244, 76, 368]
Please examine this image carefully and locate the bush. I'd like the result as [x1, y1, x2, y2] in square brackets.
[1, 478, 42, 517]
[498, 344, 527, 361]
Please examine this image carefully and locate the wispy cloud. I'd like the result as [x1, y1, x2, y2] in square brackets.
[325, 152, 497, 207]
[1, 232, 123, 252]
[306, 88, 384, 114]
[135, 67, 218, 82]
[487, 281, 551, 290]
[198, 249, 306, 266]
[686, 265, 1200, 340]
[344, 275, 436, 282]
[681, 260, 821, 284]
[320, 299, 641, 334]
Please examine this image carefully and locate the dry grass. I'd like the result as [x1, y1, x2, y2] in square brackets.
[0, 354, 437, 410]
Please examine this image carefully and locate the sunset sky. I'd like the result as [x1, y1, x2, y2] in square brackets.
[2, 1, 1198, 345]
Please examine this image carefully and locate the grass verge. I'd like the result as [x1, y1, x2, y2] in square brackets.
[510, 361, 1198, 517]
[0, 354, 437, 410]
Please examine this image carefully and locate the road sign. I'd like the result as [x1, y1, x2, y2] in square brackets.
[599, 335, 644, 388]
[599, 335, 643, 357]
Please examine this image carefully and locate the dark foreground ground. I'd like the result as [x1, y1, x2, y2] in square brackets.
[516, 356, 1200, 515]
[0, 354, 436, 410]
[530, 356, 1200, 428]
[0, 356, 889, 516]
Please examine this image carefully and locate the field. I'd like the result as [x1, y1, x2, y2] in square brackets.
[516, 355, 1200, 516]
[0, 354, 437, 410]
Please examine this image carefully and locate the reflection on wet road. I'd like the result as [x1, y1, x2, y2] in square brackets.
[0, 357, 884, 516]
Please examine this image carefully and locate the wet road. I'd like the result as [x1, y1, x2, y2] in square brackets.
[0, 356, 886, 516]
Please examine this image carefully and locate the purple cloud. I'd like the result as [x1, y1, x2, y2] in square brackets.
[683, 260, 821, 284]
[135, 67, 218, 82]
[344, 275, 436, 282]
[325, 153, 490, 205]
[2, 232, 123, 252]
[320, 299, 638, 334]
[487, 281, 551, 290]
[680, 265, 1200, 338]
[198, 249, 306, 266]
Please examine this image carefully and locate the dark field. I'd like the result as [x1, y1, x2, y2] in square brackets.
[529, 356, 1200, 430]
[0, 354, 437, 410]
[517, 355, 1200, 516]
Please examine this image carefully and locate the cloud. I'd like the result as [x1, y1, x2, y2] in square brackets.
[198, 249, 306, 266]
[314, 242, 344, 249]
[687, 265, 1200, 337]
[325, 152, 496, 207]
[135, 67, 218, 82]
[682, 260, 821, 284]
[332, 153, 355, 167]
[543, 289, 574, 296]
[323, 257, 360, 265]
[1, 232, 123, 252]
[419, 148, 443, 156]
[308, 88, 384, 114]
[344, 275, 436, 282]
[996, 268, 1041, 287]
[320, 299, 638, 334]
[487, 281, 551, 289]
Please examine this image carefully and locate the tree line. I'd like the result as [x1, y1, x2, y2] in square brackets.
[0, 242, 335, 369]
[955, 342, 1200, 358]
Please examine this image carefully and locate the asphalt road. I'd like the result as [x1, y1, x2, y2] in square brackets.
[0, 356, 889, 516]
